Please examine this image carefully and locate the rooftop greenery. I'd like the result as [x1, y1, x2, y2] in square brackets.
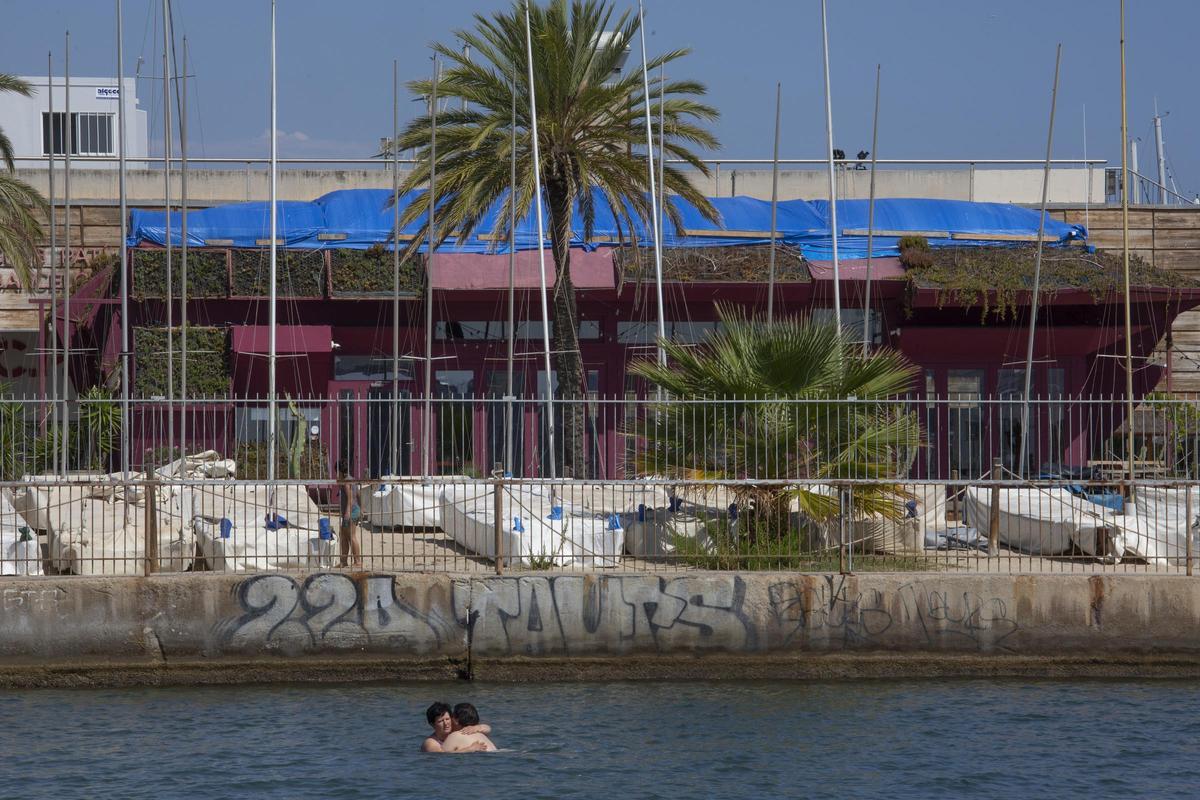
[615, 244, 810, 283]
[900, 238, 1196, 320]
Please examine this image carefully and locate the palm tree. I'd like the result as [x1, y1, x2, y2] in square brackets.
[390, 0, 720, 477]
[0, 74, 46, 289]
[628, 305, 922, 535]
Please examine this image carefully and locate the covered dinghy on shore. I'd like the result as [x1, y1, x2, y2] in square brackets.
[191, 483, 327, 571]
[962, 486, 1116, 556]
[441, 484, 623, 568]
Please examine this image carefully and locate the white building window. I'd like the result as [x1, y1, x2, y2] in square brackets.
[41, 111, 115, 156]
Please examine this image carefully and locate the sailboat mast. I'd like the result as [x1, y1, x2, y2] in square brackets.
[819, 0, 842, 330]
[62, 31, 72, 476]
[47, 50, 59, 475]
[767, 82, 780, 324]
[162, 0, 174, 465]
[391, 59, 400, 476]
[421, 58, 439, 479]
[266, 0, 277, 483]
[1017, 44, 1062, 480]
[523, 0, 557, 482]
[117, 1, 129, 477]
[657, 63, 665, 261]
[1119, 0, 1135, 488]
[505, 72, 517, 474]
[180, 34, 189, 464]
[862, 65, 880, 350]
[636, 0, 666, 367]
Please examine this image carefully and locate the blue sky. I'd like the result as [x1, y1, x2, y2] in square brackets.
[4, 0, 1197, 199]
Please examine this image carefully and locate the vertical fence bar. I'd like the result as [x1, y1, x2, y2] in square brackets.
[143, 479, 158, 576]
[1187, 488, 1194, 577]
[988, 457, 1001, 557]
[493, 462, 504, 575]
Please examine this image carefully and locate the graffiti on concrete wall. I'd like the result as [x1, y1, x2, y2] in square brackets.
[215, 573, 1019, 658]
[215, 573, 462, 654]
[768, 577, 1018, 651]
[460, 575, 755, 656]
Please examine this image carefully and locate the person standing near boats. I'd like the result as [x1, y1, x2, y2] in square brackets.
[336, 459, 362, 568]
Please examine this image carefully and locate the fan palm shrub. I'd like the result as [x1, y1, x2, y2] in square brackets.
[628, 305, 922, 540]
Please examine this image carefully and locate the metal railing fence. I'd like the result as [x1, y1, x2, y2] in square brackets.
[0, 393, 1198, 578]
[8, 393, 1200, 483]
[0, 474, 1195, 577]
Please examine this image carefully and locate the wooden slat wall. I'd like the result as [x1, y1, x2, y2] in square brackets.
[1054, 207, 1200, 395]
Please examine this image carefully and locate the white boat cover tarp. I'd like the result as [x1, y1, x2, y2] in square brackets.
[441, 484, 624, 567]
[1114, 487, 1200, 564]
[190, 483, 325, 571]
[360, 477, 467, 529]
[963, 486, 1114, 556]
[40, 483, 194, 575]
[0, 491, 40, 575]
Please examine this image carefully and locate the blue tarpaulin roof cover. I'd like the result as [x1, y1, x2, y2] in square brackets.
[128, 189, 1087, 259]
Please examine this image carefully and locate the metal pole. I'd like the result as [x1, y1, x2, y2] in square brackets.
[161, 0, 174, 467]
[988, 458, 1001, 556]
[766, 82, 780, 325]
[1017, 43, 1062, 480]
[422, 57, 439, 479]
[657, 62, 665, 258]
[1154, 101, 1167, 205]
[62, 31, 72, 476]
[179, 34, 189, 467]
[1083, 104, 1090, 229]
[1120, 0, 1136, 492]
[862, 65, 880, 350]
[117, 1, 129, 478]
[266, 0, 277, 483]
[47, 51, 59, 475]
[819, 0, 842, 331]
[523, 0, 557, 482]
[637, 0, 667, 367]
[505, 72, 517, 474]
[1129, 137, 1139, 205]
[391, 59, 400, 477]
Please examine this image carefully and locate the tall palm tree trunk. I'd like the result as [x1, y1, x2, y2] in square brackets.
[546, 178, 589, 478]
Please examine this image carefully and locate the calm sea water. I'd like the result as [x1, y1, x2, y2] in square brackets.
[2, 679, 1198, 799]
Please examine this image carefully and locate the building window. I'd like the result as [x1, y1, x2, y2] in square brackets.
[333, 355, 412, 382]
[41, 111, 115, 156]
[435, 320, 599, 340]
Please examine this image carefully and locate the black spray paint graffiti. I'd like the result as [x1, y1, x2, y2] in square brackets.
[768, 577, 1019, 651]
[768, 576, 894, 647]
[216, 573, 756, 658]
[215, 573, 462, 654]
[460, 575, 756, 657]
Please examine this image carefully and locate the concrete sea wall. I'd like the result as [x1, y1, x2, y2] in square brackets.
[4, 572, 1200, 686]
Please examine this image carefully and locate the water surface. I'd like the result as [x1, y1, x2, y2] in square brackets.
[2, 680, 1197, 799]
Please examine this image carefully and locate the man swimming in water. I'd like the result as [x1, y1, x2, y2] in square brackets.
[440, 703, 498, 753]
[421, 701, 495, 753]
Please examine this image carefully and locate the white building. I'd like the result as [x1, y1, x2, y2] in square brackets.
[0, 75, 147, 166]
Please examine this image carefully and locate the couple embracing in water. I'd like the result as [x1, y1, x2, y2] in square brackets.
[422, 702, 498, 753]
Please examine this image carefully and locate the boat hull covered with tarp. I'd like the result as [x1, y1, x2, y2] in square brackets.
[191, 483, 328, 571]
[360, 477, 467, 530]
[1115, 487, 1200, 564]
[441, 484, 623, 567]
[963, 486, 1114, 556]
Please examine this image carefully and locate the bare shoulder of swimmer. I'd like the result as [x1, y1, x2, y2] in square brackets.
[442, 731, 495, 753]
[421, 736, 444, 753]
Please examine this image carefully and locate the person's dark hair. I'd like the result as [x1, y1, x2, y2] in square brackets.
[426, 701, 452, 725]
[335, 459, 348, 478]
[452, 702, 480, 727]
